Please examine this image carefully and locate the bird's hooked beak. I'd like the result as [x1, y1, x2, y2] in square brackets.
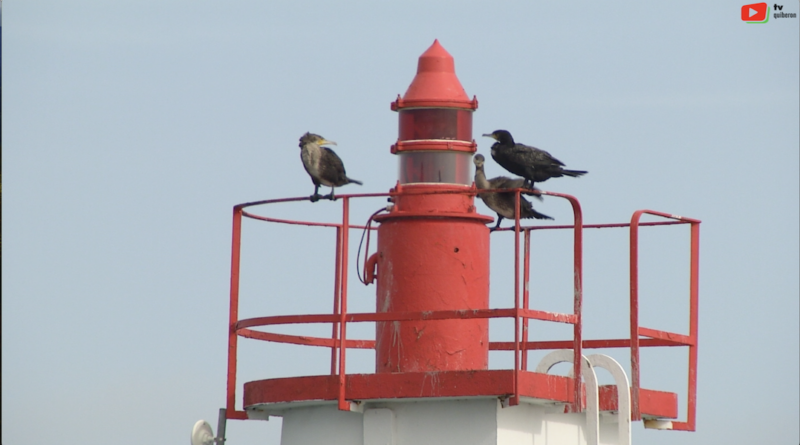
[481, 133, 497, 140]
[319, 139, 337, 146]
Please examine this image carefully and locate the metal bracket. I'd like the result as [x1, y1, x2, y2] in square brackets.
[216, 408, 228, 443]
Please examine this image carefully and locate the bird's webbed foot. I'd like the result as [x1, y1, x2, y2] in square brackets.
[309, 184, 323, 203]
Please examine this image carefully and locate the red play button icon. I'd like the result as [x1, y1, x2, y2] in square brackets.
[741, 2, 768, 21]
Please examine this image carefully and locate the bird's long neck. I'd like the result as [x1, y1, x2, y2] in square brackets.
[302, 142, 323, 159]
[301, 142, 322, 172]
[474, 165, 491, 190]
[302, 141, 321, 152]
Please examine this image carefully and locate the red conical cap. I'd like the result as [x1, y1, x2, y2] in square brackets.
[393, 40, 478, 110]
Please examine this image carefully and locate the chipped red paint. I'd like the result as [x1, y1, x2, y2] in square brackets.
[242, 371, 677, 421]
[369, 197, 491, 375]
[373, 41, 492, 376]
[243, 371, 573, 407]
[598, 386, 678, 419]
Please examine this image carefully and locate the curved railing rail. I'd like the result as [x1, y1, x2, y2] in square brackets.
[224, 188, 699, 431]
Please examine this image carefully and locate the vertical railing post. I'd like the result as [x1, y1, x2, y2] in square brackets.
[510, 189, 521, 406]
[337, 198, 351, 411]
[629, 210, 642, 420]
[330, 226, 343, 375]
[686, 221, 700, 430]
[522, 228, 531, 371]
[538, 191, 583, 413]
[570, 196, 583, 413]
[226, 206, 243, 417]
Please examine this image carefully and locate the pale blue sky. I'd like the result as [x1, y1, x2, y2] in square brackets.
[3, 1, 798, 444]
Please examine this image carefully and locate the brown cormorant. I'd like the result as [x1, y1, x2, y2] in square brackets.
[473, 154, 552, 231]
[299, 132, 362, 202]
[482, 129, 587, 189]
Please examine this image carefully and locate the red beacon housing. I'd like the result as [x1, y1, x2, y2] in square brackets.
[374, 40, 492, 373]
[391, 39, 478, 186]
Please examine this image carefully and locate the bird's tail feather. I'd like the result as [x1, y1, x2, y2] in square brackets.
[561, 169, 588, 178]
[520, 201, 553, 220]
[530, 210, 554, 220]
[348, 178, 363, 185]
[521, 205, 553, 220]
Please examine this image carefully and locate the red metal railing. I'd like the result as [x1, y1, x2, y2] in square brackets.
[629, 210, 700, 431]
[224, 189, 699, 431]
[507, 190, 583, 409]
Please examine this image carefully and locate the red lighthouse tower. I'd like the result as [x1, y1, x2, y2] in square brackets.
[374, 40, 492, 374]
[206, 40, 701, 445]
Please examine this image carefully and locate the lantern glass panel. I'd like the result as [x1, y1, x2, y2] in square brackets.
[399, 109, 473, 141]
[398, 151, 472, 185]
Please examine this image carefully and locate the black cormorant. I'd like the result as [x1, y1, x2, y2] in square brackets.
[482, 129, 587, 189]
[473, 154, 552, 231]
[298, 132, 362, 202]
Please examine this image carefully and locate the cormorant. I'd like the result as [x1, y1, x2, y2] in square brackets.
[298, 132, 362, 202]
[482, 129, 587, 189]
[473, 154, 552, 231]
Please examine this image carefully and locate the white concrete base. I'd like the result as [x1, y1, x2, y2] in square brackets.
[278, 398, 625, 445]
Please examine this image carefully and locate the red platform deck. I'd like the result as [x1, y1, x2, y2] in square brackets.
[243, 370, 677, 419]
